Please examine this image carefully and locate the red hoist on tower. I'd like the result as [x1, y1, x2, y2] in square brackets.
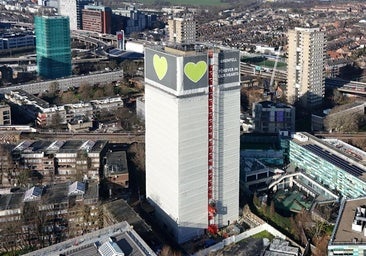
[207, 50, 218, 235]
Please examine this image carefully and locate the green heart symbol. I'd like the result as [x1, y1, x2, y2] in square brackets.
[184, 61, 207, 83]
[153, 54, 168, 80]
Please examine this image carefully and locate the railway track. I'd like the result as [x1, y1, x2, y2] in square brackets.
[315, 132, 366, 139]
[20, 131, 145, 143]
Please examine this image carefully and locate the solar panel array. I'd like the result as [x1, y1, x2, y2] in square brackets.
[303, 144, 366, 177]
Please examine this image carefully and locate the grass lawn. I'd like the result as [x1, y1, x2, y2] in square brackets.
[256, 60, 287, 69]
[251, 230, 275, 240]
[241, 57, 287, 70]
[137, 0, 225, 6]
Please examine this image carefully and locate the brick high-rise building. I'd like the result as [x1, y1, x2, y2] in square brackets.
[82, 5, 112, 34]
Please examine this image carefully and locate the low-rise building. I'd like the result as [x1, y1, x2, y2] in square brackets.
[241, 133, 286, 166]
[240, 157, 278, 193]
[23, 221, 156, 256]
[90, 96, 124, 112]
[64, 102, 94, 123]
[0, 33, 35, 50]
[11, 139, 108, 183]
[55, 140, 108, 181]
[0, 181, 100, 251]
[104, 151, 129, 189]
[328, 197, 366, 255]
[264, 238, 300, 256]
[290, 132, 366, 198]
[5, 89, 124, 127]
[67, 115, 93, 132]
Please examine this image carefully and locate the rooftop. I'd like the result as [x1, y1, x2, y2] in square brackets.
[265, 238, 299, 256]
[292, 133, 366, 182]
[330, 197, 366, 245]
[105, 151, 128, 175]
[10, 89, 50, 109]
[0, 193, 23, 212]
[103, 199, 154, 243]
[24, 221, 156, 256]
[256, 100, 293, 109]
[25, 140, 53, 153]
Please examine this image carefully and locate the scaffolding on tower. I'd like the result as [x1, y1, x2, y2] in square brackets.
[208, 50, 218, 235]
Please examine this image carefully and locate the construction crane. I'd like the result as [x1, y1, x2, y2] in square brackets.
[267, 46, 282, 100]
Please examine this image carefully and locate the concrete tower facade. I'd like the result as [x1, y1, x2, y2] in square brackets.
[168, 17, 197, 44]
[35, 16, 71, 79]
[145, 45, 240, 243]
[58, 0, 93, 30]
[286, 27, 325, 109]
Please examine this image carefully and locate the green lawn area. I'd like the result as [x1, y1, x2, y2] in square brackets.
[241, 57, 287, 70]
[251, 230, 275, 240]
[256, 60, 287, 69]
[137, 0, 225, 5]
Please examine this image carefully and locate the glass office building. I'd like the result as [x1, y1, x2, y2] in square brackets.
[35, 16, 71, 79]
[290, 133, 366, 198]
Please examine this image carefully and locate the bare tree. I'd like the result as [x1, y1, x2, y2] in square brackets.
[269, 200, 275, 216]
[48, 82, 60, 97]
[325, 112, 364, 132]
[128, 142, 145, 172]
[78, 83, 92, 101]
[104, 83, 115, 97]
[0, 218, 24, 255]
[313, 235, 329, 256]
[0, 144, 14, 186]
[160, 245, 182, 256]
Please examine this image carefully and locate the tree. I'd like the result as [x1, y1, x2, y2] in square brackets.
[0, 144, 14, 186]
[119, 60, 140, 77]
[17, 168, 30, 188]
[253, 192, 260, 208]
[108, 60, 118, 70]
[115, 107, 142, 131]
[128, 142, 145, 172]
[269, 200, 275, 216]
[352, 138, 366, 151]
[48, 82, 60, 98]
[160, 245, 181, 256]
[78, 83, 92, 101]
[104, 83, 115, 97]
[313, 235, 329, 256]
[60, 91, 78, 104]
[324, 112, 364, 132]
[290, 216, 301, 242]
[0, 218, 24, 255]
[332, 89, 345, 105]
[93, 88, 105, 99]
[22, 200, 53, 249]
[50, 111, 63, 129]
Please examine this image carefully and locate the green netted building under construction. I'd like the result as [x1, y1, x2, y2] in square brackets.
[35, 16, 71, 79]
